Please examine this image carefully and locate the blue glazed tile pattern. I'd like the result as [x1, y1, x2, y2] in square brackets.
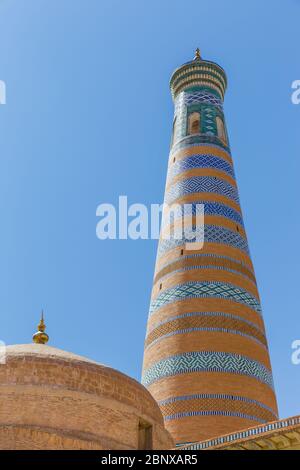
[155, 253, 252, 278]
[149, 281, 261, 316]
[183, 90, 223, 110]
[148, 312, 265, 337]
[157, 225, 249, 258]
[142, 351, 274, 389]
[168, 154, 235, 180]
[159, 393, 275, 415]
[145, 311, 266, 350]
[154, 264, 255, 286]
[161, 201, 244, 228]
[165, 176, 240, 205]
[145, 326, 267, 351]
[164, 411, 266, 423]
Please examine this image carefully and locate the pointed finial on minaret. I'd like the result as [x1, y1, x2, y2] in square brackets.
[32, 310, 49, 344]
[194, 48, 201, 60]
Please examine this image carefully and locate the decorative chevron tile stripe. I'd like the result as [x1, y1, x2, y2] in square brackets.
[157, 225, 249, 258]
[158, 393, 277, 423]
[155, 253, 253, 280]
[163, 411, 266, 423]
[142, 351, 274, 389]
[147, 312, 265, 337]
[167, 154, 235, 180]
[145, 326, 267, 351]
[165, 176, 240, 205]
[154, 264, 256, 287]
[158, 393, 276, 415]
[145, 311, 267, 350]
[149, 281, 262, 316]
[161, 201, 243, 228]
[154, 254, 256, 285]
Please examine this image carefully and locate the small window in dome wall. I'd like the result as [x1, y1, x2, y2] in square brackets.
[216, 116, 227, 144]
[188, 112, 201, 135]
[138, 419, 153, 450]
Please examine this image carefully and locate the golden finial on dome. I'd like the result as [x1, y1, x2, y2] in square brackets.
[32, 310, 49, 345]
[194, 48, 201, 60]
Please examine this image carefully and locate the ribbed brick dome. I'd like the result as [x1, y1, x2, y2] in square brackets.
[0, 344, 173, 449]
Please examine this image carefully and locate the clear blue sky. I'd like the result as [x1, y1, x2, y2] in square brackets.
[0, 0, 299, 420]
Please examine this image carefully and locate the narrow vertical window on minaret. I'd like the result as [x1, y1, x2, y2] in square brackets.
[171, 116, 177, 146]
[142, 49, 278, 446]
[188, 112, 201, 135]
[216, 115, 227, 143]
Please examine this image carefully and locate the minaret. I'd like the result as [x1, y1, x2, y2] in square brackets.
[142, 50, 278, 445]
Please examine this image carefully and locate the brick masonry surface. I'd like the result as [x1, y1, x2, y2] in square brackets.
[0, 344, 173, 450]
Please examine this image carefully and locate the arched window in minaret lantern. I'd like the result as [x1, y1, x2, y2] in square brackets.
[171, 116, 177, 145]
[216, 116, 227, 144]
[188, 112, 201, 135]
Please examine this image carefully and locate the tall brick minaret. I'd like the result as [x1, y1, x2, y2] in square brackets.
[142, 49, 278, 445]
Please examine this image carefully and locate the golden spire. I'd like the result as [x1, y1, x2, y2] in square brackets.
[194, 48, 201, 60]
[32, 310, 49, 345]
